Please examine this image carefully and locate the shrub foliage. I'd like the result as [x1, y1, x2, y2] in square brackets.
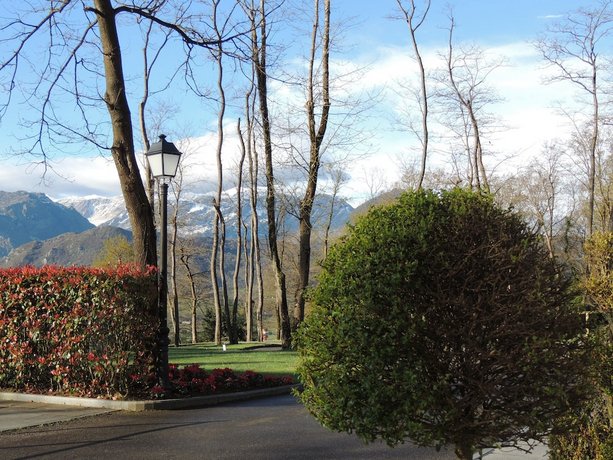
[549, 231, 613, 460]
[296, 189, 595, 460]
[0, 265, 157, 397]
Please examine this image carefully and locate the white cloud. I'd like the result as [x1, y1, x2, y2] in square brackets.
[349, 40, 580, 179]
[0, 37, 583, 208]
[0, 155, 121, 199]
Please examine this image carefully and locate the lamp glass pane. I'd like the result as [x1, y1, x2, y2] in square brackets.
[162, 153, 181, 177]
[147, 153, 164, 177]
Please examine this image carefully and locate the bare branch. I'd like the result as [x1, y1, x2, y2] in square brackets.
[110, 3, 247, 49]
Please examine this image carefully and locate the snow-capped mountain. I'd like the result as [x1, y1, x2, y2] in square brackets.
[58, 195, 131, 228]
[58, 188, 354, 238]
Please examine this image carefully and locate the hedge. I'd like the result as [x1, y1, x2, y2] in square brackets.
[0, 265, 158, 398]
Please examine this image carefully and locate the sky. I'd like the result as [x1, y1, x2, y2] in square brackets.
[0, 0, 601, 206]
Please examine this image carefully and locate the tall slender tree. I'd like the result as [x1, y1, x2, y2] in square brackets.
[535, 0, 613, 236]
[437, 13, 504, 192]
[168, 158, 187, 347]
[248, 0, 292, 348]
[209, 0, 232, 344]
[232, 118, 247, 342]
[396, 0, 431, 191]
[243, 70, 265, 342]
[293, 0, 331, 330]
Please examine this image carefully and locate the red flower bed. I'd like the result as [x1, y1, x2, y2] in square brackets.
[137, 364, 294, 399]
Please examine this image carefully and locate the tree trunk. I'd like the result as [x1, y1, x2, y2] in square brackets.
[241, 217, 253, 341]
[294, 0, 331, 330]
[588, 66, 598, 236]
[231, 119, 246, 344]
[169, 196, 180, 347]
[454, 442, 474, 460]
[253, 203, 264, 342]
[180, 249, 199, 344]
[243, 75, 262, 342]
[245, 167, 254, 341]
[253, 0, 291, 348]
[413, 7, 429, 191]
[218, 208, 232, 342]
[249, 116, 265, 343]
[94, 0, 156, 268]
[210, 197, 222, 344]
[468, 103, 489, 193]
[209, 3, 234, 344]
[243, 225, 253, 342]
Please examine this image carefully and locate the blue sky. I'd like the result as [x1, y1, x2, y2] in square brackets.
[340, 0, 583, 46]
[0, 0, 602, 203]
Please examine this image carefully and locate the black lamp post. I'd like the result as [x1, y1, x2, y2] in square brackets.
[145, 134, 182, 389]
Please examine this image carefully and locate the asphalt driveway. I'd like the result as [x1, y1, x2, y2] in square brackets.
[0, 394, 457, 460]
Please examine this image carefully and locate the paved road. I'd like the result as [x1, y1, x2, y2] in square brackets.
[0, 394, 457, 460]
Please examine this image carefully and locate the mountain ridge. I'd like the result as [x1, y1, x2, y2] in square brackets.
[0, 190, 94, 258]
[0, 226, 131, 267]
[0, 189, 355, 267]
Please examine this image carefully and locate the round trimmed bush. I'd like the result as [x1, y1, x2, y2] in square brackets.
[296, 188, 594, 460]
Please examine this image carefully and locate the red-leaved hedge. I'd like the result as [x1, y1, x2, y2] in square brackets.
[0, 265, 158, 398]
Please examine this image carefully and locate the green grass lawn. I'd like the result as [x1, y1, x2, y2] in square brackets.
[168, 342, 298, 377]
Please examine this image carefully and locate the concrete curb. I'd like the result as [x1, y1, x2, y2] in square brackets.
[0, 384, 300, 412]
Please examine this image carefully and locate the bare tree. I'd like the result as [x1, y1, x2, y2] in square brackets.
[93, 0, 158, 267]
[437, 13, 505, 192]
[0, 1, 247, 267]
[247, 0, 292, 348]
[595, 134, 613, 232]
[178, 238, 205, 344]
[519, 144, 567, 259]
[494, 143, 586, 268]
[138, 21, 173, 207]
[243, 72, 266, 342]
[209, 0, 232, 345]
[232, 119, 247, 342]
[395, 0, 431, 190]
[168, 156, 188, 347]
[292, 0, 331, 330]
[321, 165, 347, 259]
[363, 166, 390, 200]
[565, 122, 613, 234]
[535, 0, 613, 236]
[397, 157, 462, 192]
[237, 73, 264, 342]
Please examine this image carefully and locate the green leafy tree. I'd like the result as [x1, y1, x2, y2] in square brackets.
[584, 232, 613, 351]
[93, 235, 136, 268]
[549, 231, 613, 460]
[583, 232, 613, 451]
[296, 188, 595, 460]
